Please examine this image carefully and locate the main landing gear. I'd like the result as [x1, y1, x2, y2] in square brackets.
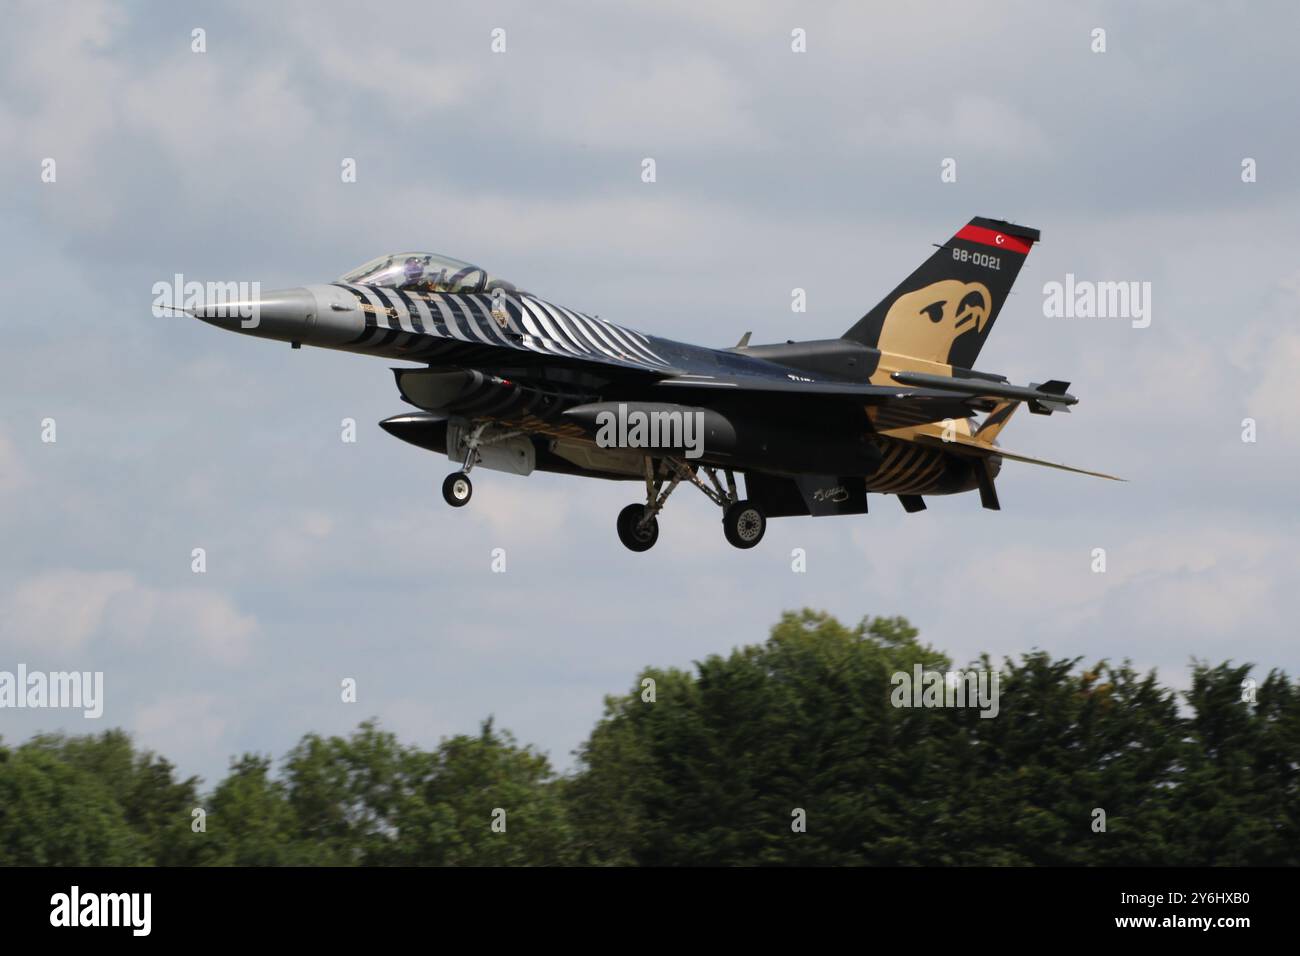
[616, 458, 766, 553]
[615, 503, 659, 552]
[722, 500, 766, 549]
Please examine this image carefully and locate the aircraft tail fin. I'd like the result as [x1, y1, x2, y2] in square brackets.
[843, 217, 1040, 368]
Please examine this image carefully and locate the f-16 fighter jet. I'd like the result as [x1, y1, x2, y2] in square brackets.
[188, 217, 1118, 551]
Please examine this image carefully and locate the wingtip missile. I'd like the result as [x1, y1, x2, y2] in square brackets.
[890, 370, 1079, 414]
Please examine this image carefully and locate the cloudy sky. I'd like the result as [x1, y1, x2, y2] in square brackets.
[2, 0, 1297, 785]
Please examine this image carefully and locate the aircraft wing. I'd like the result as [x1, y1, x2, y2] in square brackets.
[653, 372, 912, 397]
[651, 373, 1002, 428]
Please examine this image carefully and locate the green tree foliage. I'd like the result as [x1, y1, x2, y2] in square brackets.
[25, 730, 202, 866]
[0, 732, 160, 865]
[195, 755, 306, 866]
[385, 718, 574, 865]
[245, 718, 575, 865]
[567, 610, 1300, 866]
[196, 719, 571, 866]
[1, 611, 1296, 865]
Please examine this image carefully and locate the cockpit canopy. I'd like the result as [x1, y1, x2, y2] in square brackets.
[338, 253, 520, 295]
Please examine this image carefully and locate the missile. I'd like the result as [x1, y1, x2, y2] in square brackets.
[889, 371, 1077, 415]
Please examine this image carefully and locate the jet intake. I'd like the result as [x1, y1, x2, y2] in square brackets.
[394, 368, 592, 422]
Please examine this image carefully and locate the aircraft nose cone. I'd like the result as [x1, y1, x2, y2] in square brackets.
[191, 287, 315, 337]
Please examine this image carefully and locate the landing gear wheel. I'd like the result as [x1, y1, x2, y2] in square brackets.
[442, 472, 473, 507]
[616, 503, 659, 552]
[723, 500, 766, 549]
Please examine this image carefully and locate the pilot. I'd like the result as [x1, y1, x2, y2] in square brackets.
[401, 256, 426, 291]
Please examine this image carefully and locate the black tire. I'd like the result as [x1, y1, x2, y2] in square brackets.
[442, 472, 473, 507]
[616, 503, 659, 552]
[723, 500, 765, 549]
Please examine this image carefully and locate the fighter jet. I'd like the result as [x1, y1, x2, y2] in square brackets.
[187, 217, 1119, 551]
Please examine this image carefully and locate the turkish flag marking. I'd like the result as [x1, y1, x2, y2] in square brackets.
[954, 225, 1033, 255]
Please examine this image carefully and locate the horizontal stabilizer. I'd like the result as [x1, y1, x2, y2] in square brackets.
[911, 433, 1123, 481]
[988, 447, 1124, 481]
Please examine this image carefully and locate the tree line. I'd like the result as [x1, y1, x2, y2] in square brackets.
[2, 610, 1296, 865]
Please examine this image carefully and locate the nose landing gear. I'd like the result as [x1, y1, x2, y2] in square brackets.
[616, 458, 766, 552]
[440, 422, 526, 509]
[442, 472, 473, 507]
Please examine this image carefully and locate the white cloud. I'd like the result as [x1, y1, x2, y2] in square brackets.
[0, 570, 135, 655]
[0, 570, 256, 666]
